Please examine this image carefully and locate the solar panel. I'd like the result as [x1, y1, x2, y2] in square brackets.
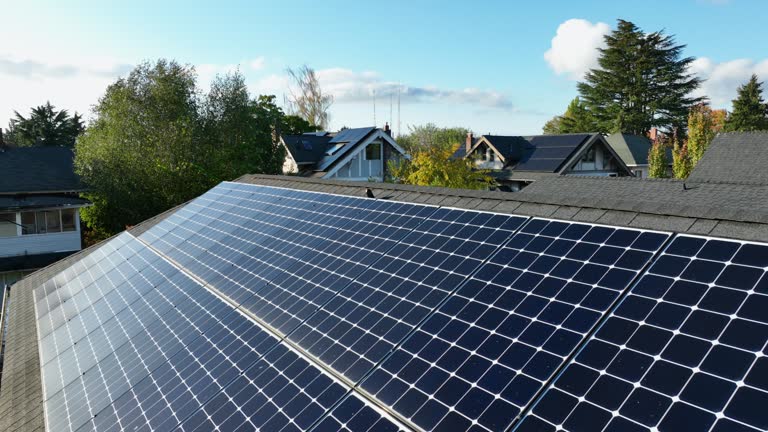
[287, 208, 527, 383]
[329, 127, 375, 144]
[141, 183, 438, 336]
[517, 235, 768, 432]
[360, 218, 669, 431]
[313, 393, 409, 432]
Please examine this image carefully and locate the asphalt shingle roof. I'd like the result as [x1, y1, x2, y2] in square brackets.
[0, 147, 83, 194]
[688, 131, 768, 185]
[6, 163, 768, 431]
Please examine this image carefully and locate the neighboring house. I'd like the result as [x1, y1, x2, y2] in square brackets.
[280, 124, 409, 181]
[454, 132, 632, 191]
[0, 146, 89, 286]
[687, 131, 768, 185]
[605, 133, 672, 178]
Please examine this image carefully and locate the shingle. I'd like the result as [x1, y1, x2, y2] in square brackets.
[597, 210, 637, 226]
[688, 132, 768, 185]
[550, 206, 582, 220]
[709, 221, 768, 242]
[0, 147, 83, 194]
[514, 202, 560, 217]
[630, 214, 695, 232]
[686, 219, 718, 235]
[572, 208, 607, 222]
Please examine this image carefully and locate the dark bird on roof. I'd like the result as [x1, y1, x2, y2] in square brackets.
[366, 188, 375, 198]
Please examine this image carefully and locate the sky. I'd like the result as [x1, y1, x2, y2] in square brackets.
[2, 0, 767, 136]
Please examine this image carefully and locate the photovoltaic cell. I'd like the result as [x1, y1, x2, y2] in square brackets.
[361, 218, 669, 431]
[312, 393, 408, 432]
[288, 208, 527, 383]
[141, 182, 438, 336]
[517, 235, 768, 432]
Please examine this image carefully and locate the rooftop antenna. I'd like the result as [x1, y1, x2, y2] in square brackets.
[373, 88, 377, 126]
[389, 90, 393, 131]
[397, 82, 401, 138]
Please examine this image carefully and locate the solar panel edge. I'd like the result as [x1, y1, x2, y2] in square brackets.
[509, 232, 681, 432]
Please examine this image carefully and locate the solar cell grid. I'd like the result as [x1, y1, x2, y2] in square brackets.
[361, 218, 669, 432]
[288, 208, 526, 384]
[312, 393, 408, 432]
[517, 235, 768, 432]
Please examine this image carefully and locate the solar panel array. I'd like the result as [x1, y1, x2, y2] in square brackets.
[516, 235, 768, 432]
[512, 134, 590, 172]
[30, 181, 768, 432]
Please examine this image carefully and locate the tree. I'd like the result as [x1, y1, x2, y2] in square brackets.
[286, 65, 333, 129]
[560, 97, 597, 133]
[76, 60, 303, 236]
[672, 138, 693, 179]
[647, 140, 669, 178]
[578, 20, 703, 135]
[389, 144, 493, 189]
[7, 101, 84, 147]
[724, 74, 768, 132]
[687, 104, 726, 165]
[396, 124, 468, 154]
[542, 116, 563, 134]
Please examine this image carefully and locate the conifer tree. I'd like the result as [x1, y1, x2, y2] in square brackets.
[578, 20, 702, 135]
[724, 74, 768, 132]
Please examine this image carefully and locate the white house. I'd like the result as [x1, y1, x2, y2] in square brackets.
[454, 133, 633, 191]
[0, 146, 90, 286]
[280, 124, 409, 181]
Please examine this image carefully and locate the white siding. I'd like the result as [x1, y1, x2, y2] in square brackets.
[0, 231, 81, 258]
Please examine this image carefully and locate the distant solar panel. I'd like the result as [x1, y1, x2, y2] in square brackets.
[517, 235, 768, 432]
[288, 208, 527, 383]
[361, 218, 669, 431]
[329, 127, 374, 144]
[513, 135, 590, 172]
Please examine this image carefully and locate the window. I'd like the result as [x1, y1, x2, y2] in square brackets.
[581, 147, 596, 163]
[365, 142, 381, 160]
[61, 209, 77, 231]
[21, 209, 77, 235]
[0, 213, 16, 237]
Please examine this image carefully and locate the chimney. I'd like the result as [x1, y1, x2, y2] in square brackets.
[383, 122, 391, 137]
[648, 127, 658, 143]
[466, 132, 474, 153]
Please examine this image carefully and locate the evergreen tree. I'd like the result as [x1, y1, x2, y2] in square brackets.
[560, 97, 597, 133]
[578, 20, 703, 135]
[724, 74, 768, 132]
[542, 116, 563, 134]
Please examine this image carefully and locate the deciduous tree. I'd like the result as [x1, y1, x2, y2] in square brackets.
[672, 138, 693, 179]
[389, 144, 493, 189]
[647, 140, 670, 178]
[286, 65, 333, 129]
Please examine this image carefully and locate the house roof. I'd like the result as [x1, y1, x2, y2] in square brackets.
[280, 133, 332, 165]
[604, 132, 673, 167]
[0, 147, 83, 194]
[6, 162, 768, 431]
[0, 195, 90, 211]
[314, 127, 376, 171]
[687, 131, 768, 185]
[465, 133, 625, 174]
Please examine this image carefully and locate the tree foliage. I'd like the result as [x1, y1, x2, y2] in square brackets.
[672, 138, 693, 179]
[389, 144, 493, 190]
[542, 98, 597, 134]
[687, 104, 725, 165]
[6, 101, 84, 147]
[286, 65, 333, 130]
[76, 60, 311, 236]
[724, 74, 768, 132]
[542, 116, 562, 135]
[396, 123, 468, 154]
[578, 20, 703, 135]
[647, 140, 670, 178]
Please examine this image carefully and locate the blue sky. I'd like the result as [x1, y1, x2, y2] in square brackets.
[2, 0, 767, 135]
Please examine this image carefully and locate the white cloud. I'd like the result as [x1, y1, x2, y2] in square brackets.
[254, 67, 513, 109]
[545, 19, 611, 80]
[689, 57, 768, 108]
[249, 56, 266, 71]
